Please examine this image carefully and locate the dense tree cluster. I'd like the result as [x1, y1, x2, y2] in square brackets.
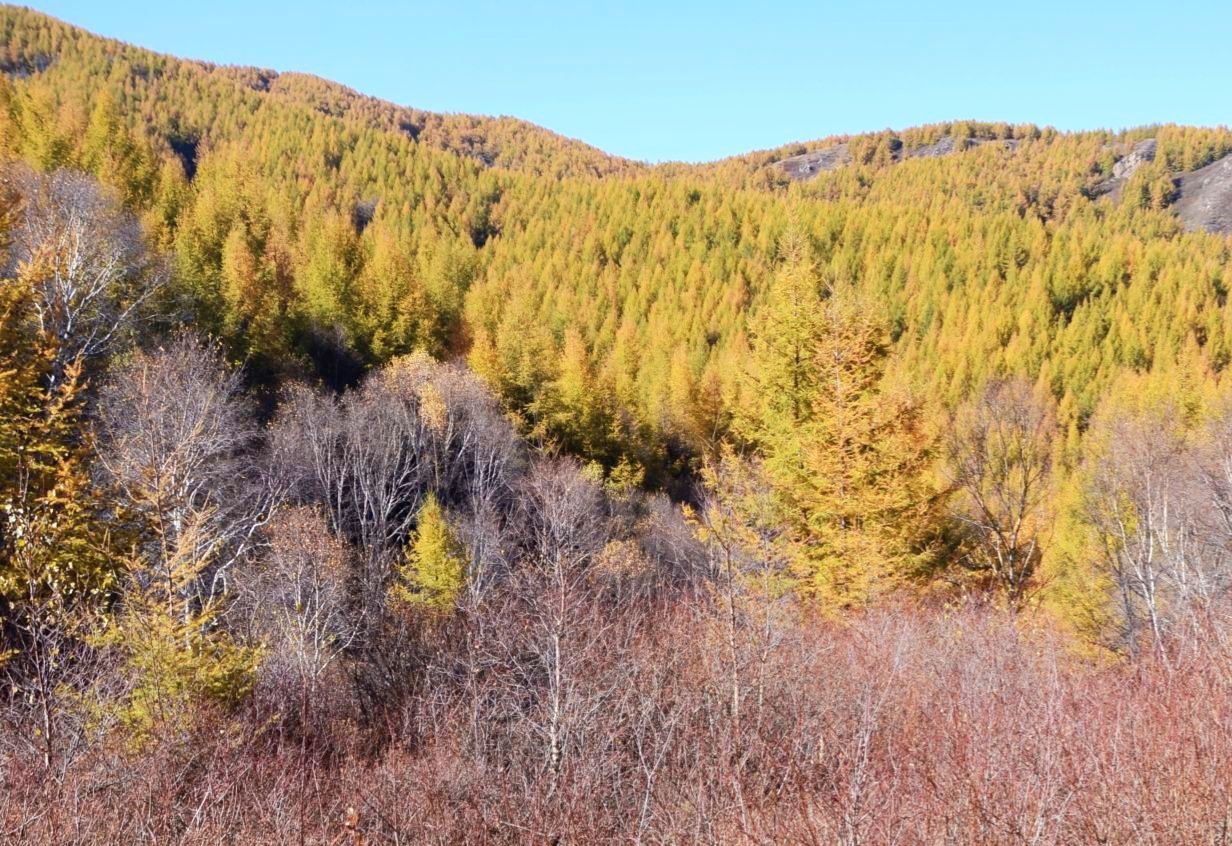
[5, 7, 1232, 842]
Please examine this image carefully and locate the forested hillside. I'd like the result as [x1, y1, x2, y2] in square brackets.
[4, 6, 1232, 843]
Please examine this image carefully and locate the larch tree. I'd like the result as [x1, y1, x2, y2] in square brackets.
[0, 235, 118, 771]
[0, 237, 114, 614]
[390, 493, 467, 615]
[739, 225, 938, 610]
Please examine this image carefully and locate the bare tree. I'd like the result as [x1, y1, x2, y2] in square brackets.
[1081, 405, 1227, 659]
[271, 379, 425, 594]
[6, 167, 163, 385]
[95, 332, 278, 607]
[693, 448, 792, 737]
[943, 378, 1057, 607]
[407, 358, 523, 600]
[268, 354, 524, 715]
[270, 353, 522, 602]
[1190, 402, 1232, 612]
[514, 459, 610, 790]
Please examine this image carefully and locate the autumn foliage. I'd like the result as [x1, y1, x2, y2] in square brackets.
[4, 7, 1232, 843]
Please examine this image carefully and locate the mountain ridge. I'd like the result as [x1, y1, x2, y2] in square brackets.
[0, 5, 640, 179]
[7, 5, 1228, 187]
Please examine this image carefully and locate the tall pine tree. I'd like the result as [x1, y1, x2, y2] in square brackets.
[738, 225, 937, 609]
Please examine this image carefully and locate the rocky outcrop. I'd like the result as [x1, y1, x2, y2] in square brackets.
[908, 135, 960, 158]
[1112, 138, 1157, 180]
[1173, 154, 1232, 234]
[775, 135, 1017, 181]
[1091, 138, 1158, 200]
[776, 144, 851, 180]
[907, 135, 1016, 159]
[1087, 140, 1232, 234]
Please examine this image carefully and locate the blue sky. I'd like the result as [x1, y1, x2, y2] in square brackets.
[25, 1, 1232, 164]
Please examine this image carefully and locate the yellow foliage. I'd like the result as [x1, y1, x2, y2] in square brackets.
[98, 520, 257, 741]
[390, 494, 467, 614]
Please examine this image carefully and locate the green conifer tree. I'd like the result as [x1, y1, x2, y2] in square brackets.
[390, 494, 466, 614]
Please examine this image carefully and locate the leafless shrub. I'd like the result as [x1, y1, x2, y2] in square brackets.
[234, 506, 359, 742]
[0, 591, 117, 780]
[6, 601, 1232, 844]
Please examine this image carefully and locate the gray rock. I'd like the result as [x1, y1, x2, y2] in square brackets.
[1173, 154, 1232, 234]
[1111, 138, 1157, 180]
[776, 143, 851, 181]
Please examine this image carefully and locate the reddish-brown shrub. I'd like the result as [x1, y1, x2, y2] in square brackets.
[4, 603, 1232, 844]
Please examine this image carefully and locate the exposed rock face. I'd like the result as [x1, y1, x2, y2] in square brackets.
[1091, 138, 1158, 201]
[1173, 154, 1232, 234]
[777, 143, 851, 180]
[1112, 138, 1157, 180]
[907, 136, 1015, 159]
[776, 135, 1016, 181]
[1087, 139, 1232, 233]
[908, 135, 960, 158]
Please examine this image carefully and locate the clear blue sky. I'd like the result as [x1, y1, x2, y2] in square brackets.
[23, 0, 1232, 163]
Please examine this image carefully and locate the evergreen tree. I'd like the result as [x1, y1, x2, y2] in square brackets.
[390, 494, 466, 614]
[739, 229, 937, 609]
[99, 514, 257, 740]
[0, 247, 113, 616]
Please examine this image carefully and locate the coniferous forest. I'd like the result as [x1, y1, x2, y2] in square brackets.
[4, 6, 1232, 843]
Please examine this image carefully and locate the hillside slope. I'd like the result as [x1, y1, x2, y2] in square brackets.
[11, 10, 1232, 839]
[0, 6, 638, 180]
[3, 6, 1232, 488]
